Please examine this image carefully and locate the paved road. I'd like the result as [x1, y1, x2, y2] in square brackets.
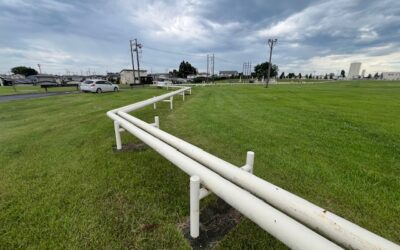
[0, 91, 80, 103]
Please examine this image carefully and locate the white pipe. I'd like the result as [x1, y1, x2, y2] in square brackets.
[107, 111, 341, 250]
[116, 111, 400, 250]
[190, 176, 200, 238]
[199, 186, 211, 200]
[108, 87, 190, 114]
[113, 121, 122, 150]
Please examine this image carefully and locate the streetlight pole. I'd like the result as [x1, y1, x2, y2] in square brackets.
[266, 38, 277, 88]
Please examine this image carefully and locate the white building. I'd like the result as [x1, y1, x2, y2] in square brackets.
[382, 72, 400, 80]
[348, 62, 362, 79]
[219, 70, 239, 77]
[120, 69, 147, 84]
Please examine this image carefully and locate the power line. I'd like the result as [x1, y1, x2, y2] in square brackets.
[144, 45, 240, 68]
[144, 46, 205, 58]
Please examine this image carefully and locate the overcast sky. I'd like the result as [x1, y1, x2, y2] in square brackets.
[0, 0, 399, 75]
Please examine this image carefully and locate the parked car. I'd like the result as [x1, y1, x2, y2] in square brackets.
[80, 79, 119, 93]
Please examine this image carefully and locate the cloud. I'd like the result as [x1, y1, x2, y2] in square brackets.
[280, 44, 400, 74]
[0, 0, 399, 74]
[358, 26, 378, 42]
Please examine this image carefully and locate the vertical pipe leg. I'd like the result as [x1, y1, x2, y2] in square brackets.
[154, 116, 159, 129]
[190, 176, 200, 238]
[153, 97, 157, 110]
[170, 96, 173, 110]
[246, 151, 255, 173]
[114, 121, 122, 150]
[182, 92, 185, 101]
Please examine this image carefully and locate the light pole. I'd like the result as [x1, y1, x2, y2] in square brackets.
[266, 38, 277, 88]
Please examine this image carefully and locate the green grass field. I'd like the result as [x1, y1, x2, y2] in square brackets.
[0, 81, 399, 249]
[0, 85, 78, 95]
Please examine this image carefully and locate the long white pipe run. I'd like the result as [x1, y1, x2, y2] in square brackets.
[115, 104, 399, 250]
[107, 86, 399, 250]
[108, 87, 190, 115]
[107, 111, 342, 250]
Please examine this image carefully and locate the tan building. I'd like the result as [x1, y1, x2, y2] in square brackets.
[120, 69, 147, 84]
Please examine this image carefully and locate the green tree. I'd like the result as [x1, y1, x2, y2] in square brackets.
[340, 70, 345, 78]
[178, 61, 197, 78]
[279, 72, 285, 79]
[298, 73, 302, 79]
[11, 66, 38, 76]
[254, 62, 278, 79]
[169, 69, 179, 77]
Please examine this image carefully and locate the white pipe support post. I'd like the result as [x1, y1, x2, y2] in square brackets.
[170, 96, 173, 109]
[153, 96, 157, 110]
[154, 116, 159, 129]
[242, 151, 254, 173]
[182, 92, 185, 101]
[190, 175, 200, 238]
[114, 121, 122, 150]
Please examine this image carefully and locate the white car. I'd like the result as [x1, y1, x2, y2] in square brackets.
[80, 79, 119, 93]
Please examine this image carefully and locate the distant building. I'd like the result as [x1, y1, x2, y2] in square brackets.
[120, 69, 147, 84]
[26, 74, 57, 85]
[219, 70, 239, 77]
[348, 62, 362, 79]
[382, 72, 400, 80]
[106, 72, 119, 82]
[62, 75, 85, 82]
[0, 76, 13, 86]
[10, 74, 25, 80]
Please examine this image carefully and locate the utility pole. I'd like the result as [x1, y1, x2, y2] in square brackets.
[129, 40, 136, 85]
[242, 63, 244, 82]
[243, 62, 251, 82]
[207, 54, 209, 83]
[249, 62, 252, 82]
[133, 39, 142, 85]
[211, 54, 215, 84]
[266, 38, 278, 88]
[37, 64, 42, 74]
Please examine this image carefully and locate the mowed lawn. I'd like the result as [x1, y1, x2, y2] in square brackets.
[0, 82, 399, 249]
[0, 85, 79, 95]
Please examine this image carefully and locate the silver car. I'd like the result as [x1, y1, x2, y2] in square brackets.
[80, 79, 119, 93]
